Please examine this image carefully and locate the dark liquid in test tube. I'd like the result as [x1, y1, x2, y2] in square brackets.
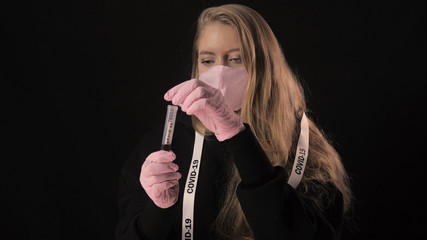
[161, 144, 171, 151]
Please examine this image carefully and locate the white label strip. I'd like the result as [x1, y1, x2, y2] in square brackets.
[288, 113, 309, 189]
[182, 131, 204, 240]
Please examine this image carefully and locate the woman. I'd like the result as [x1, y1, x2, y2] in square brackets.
[116, 4, 352, 240]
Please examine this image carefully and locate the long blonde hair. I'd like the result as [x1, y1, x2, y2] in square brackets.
[190, 4, 352, 239]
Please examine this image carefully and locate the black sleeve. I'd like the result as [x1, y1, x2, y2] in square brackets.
[222, 124, 344, 240]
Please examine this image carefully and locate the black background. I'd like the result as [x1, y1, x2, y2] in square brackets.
[2, 0, 426, 239]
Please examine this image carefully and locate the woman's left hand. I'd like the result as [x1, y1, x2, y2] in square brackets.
[164, 79, 244, 141]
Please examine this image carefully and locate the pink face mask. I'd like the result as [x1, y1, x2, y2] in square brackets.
[198, 65, 249, 111]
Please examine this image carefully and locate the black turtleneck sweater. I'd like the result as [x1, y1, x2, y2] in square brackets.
[115, 111, 344, 240]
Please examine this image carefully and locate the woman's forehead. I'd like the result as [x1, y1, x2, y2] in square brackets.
[198, 22, 241, 54]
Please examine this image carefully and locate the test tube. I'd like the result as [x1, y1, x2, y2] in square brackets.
[161, 105, 178, 151]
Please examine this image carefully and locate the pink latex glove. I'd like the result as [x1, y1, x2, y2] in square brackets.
[140, 150, 182, 209]
[164, 79, 244, 141]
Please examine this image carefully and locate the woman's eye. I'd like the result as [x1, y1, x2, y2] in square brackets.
[201, 59, 214, 65]
[229, 57, 242, 64]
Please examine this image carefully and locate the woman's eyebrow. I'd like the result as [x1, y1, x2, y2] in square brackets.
[226, 48, 240, 54]
[199, 50, 215, 55]
[199, 48, 240, 55]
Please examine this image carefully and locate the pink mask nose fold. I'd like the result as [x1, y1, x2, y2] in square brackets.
[198, 65, 249, 111]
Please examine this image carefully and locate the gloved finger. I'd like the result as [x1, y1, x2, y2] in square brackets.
[164, 81, 186, 101]
[164, 79, 197, 105]
[152, 180, 179, 197]
[186, 96, 223, 116]
[186, 88, 225, 115]
[170, 80, 198, 106]
[145, 172, 182, 187]
[185, 98, 207, 116]
[142, 162, 179, 176]
[180, 85, 214, 112]
[145, 150, 176, 164]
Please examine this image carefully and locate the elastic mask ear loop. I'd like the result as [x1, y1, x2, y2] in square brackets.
[287, 113, 309, 189]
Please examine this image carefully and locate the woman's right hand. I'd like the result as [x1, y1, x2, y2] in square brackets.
[140, 150, 181, 209]
[164, 79, 244, 141]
